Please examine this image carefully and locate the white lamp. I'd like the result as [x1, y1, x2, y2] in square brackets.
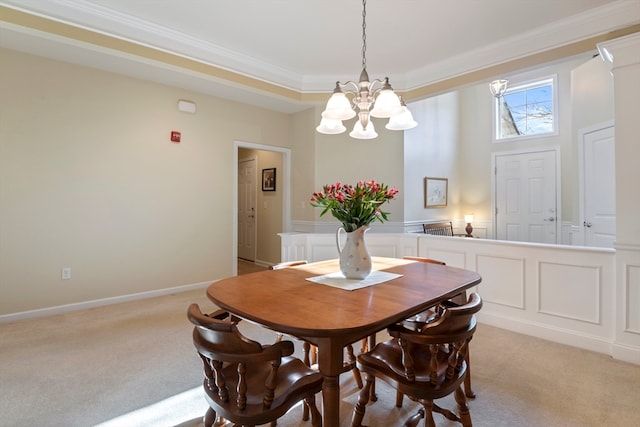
[489, 80, 509, 98]
[349, 118, 378, 139]
[386, 97, 417, 130]
[316, 118, 347, 134]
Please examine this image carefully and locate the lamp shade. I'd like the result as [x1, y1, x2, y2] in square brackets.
[489, 79, 509, 97]
[316, 118, 346, 134]
[349, 120, 378, 139]
[464, 214, 474, 224]
[321, 92, 356, 120]
[370, 89, 402, 118]
[386, 106, 417, 130]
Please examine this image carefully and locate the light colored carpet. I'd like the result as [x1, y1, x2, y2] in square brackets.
[1, 286, 639, 427]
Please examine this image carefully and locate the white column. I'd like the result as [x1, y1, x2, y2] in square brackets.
[598, 33, 640, 363]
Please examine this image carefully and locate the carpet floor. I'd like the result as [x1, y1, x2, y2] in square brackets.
[1, 286, 639, 427]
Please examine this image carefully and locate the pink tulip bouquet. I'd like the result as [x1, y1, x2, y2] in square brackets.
[310, 180, 399, 232]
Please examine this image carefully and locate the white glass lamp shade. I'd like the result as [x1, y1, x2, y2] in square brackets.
[464, 214, 474, 224]
[321, 92, 356, 120]
[386, 106, 417, 130]
[370, 89, 402, 118]
[349, 120, 378, 139]
[316, 117, 346, 134]
[489, 79, 509, 98]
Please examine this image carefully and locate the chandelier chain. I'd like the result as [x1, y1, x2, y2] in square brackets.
[361, 0, 367, 70]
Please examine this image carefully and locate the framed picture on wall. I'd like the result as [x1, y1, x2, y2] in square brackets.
[424, 177, 448, 208]
[262, 168, 276, 191]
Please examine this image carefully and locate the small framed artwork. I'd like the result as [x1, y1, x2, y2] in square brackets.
[424, 177, 448, 208]
[262, 168, 276, 191]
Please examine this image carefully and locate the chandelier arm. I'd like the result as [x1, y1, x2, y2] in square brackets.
[337, 81, 360, 94]
[367, 78, 386, 94]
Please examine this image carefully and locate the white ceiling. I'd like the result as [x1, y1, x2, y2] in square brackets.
[1, 0, 639, 112]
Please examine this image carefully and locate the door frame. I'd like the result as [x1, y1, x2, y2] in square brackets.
[232, 141, 291, 275]
[491, 146, 561, 242]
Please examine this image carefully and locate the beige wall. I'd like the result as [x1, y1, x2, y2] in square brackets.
[313, 113, 405, 228]
[0, 48, 292, 314]
[0, 42, 629, 317]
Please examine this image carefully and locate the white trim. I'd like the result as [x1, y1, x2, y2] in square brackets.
[0, 280, 212, 324]
[477, 312, 615, 356]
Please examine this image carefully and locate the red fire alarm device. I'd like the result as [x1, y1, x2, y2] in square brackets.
[170, 131, 181, 143]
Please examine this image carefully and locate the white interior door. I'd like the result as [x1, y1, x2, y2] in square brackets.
[495, 149, 558, 243]
[582, 124, 615, 248]
[238, 158, 257, 261]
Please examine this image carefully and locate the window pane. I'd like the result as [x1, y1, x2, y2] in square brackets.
[496, 79, 555, 140]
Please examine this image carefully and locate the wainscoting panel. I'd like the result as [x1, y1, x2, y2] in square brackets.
[426, 250, 467, 268]
[278, 232, 636, 363]
[538, 262, 601, 323]
[626, 264, 640, 333]
[309, 244, 338, 262]
[477, 255, 525, 309]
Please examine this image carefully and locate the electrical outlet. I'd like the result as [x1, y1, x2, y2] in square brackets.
[61, 268, 71, 280]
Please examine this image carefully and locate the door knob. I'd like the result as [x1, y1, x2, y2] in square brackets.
[583, 221, 592, 228]
[544, 217, 555, 222]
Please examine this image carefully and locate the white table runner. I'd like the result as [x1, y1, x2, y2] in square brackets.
[305, 270, 402, 291]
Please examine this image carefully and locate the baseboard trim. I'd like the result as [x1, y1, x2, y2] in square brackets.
[611, 342, 640, 365]
[0, 280, 213, 324]
[477, 312, 632, 362]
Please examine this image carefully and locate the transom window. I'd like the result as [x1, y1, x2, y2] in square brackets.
[495, 76, 556, 141]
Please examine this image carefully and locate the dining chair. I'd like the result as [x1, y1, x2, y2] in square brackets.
[399, 256, 475, 403]
[422, 221, 454, 236]
[351, 293, 483, 427]
[188, 303, 323, 427]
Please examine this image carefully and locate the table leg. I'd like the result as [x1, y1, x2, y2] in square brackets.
[321, 374, 341, 426]
[316, 339, 345, 427]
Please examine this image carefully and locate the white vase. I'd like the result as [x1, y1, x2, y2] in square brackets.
[336, 226, 372, 279]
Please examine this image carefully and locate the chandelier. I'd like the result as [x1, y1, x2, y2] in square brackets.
[316, 0, 417, 139]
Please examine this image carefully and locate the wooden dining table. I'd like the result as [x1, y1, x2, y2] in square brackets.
[207, 256, 482, 427]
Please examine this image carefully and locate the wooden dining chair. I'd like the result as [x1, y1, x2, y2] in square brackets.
[398, 256, 475, 404]
[422, 221, 454, 236]
[351, 293, 483, 427]
[188, 303, 323, 427]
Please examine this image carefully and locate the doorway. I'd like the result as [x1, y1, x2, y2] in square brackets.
[232, 141, 291, 275]
[493, 148, 559, 243]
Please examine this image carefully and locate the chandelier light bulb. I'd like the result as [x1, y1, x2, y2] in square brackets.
[349, 119, 378, 139]
[322, 91, 356, 120]
[386, 96, 417, 130]
[316, 117, 347, 134]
